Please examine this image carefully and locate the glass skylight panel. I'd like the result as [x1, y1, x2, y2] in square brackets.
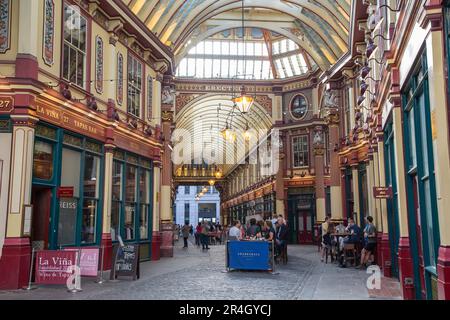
[237, 60, 245, 76]
[262, 43, 268, 56]
[196, 41, 204, 55]
[196, 58, 204, 78]
[246, 60, 254, 77]
[254, 60, 263, 78]
[221, 41, 229, 55]
[204, 41, 213, 54]
[213, 59, 221, 77]
[254, 42, 263, 56]
[291, 55, 302, 75]
[229, 42, 238, 55]
[213, 41, 221, 55]
[283, 57, 294, 77]
[177, 58, 187, 76]
[272, 41, 280, 55]
[187, 58, 196, 77]
[188, 45, 196, 55]
[229, 60, 237, 78]
[275, 59, 284, 78]
[246, 42, 254, 56]
[299, 54, 308, 73]
[221, 59, 229, 78]
[262, 60, 270, 79]
[237, 42, 245, 56]
[204, 59, 212, 78]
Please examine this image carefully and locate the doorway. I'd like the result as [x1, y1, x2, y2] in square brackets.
[31, 186, 52, 250]
[287, 193, 315, 244]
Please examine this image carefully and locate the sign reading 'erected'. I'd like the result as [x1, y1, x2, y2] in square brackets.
[373, 186, 393, 199]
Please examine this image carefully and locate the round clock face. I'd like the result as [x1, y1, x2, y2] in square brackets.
[290, 95, 308, 119]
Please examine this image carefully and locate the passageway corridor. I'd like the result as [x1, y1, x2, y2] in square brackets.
[0, 240, 401, 300]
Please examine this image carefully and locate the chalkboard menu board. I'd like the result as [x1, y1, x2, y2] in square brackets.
[110, 243, 140, 280]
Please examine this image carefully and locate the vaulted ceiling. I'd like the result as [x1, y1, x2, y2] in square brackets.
[123, 0, 351, 71]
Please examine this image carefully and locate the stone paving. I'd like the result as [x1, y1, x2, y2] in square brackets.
[0, 238, 402, 300]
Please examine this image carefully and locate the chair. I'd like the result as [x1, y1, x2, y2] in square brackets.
[343, 243, 357, 266]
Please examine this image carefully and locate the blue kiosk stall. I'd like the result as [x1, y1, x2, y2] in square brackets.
[226, 240, 276, 272]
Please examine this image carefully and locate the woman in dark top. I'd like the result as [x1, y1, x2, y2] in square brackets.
[262, 220, 275, 241]
[245, 218, 261, 238]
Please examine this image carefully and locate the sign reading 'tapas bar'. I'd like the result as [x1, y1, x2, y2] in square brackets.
[373, 186, 393, 199]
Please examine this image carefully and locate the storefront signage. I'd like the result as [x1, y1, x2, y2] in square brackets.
[57, 186, 74, 198]
[64, 247, 99, 277]
[287, 179, 314, 187]
[0, 96, 13, 113]
[114, 132, 157, 159]
[227, 241, 272, 271]
[110, 243, 140, 280]
[34, 250, 77, 284]
[373, 187, 393, 199]
[36, 103, 105, 139]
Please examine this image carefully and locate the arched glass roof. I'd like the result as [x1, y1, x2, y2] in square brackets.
[175, 29, 318, 80]
[123, 0, 351, 72]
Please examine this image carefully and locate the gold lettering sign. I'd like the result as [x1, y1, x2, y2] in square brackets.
[0, 96, 14, 113]
[36, 104, 104, 138]
[431, 110, 437, 140]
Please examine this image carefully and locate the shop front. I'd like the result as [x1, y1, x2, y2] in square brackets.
[287, 187, 315, 244]
[111, 149, 153, 261]
[32, 123, 104, 250]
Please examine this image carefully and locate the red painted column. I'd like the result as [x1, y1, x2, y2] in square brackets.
[381, 233, 392, 277]
[0, 238, 31, 289]
[398, 237, 415, 300]
[437, 246, 450, 300]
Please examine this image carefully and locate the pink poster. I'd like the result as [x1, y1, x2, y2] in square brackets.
[64, 247, 99, 277]
[35, 250, 77, 284]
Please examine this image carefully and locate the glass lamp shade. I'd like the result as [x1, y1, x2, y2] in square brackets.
[215, 171, 223, 179]
[202, 187, 208, 193]
[233, 95, 254, 114]
[208, 179, 215, 186]
[195, 196, 200, 201]
[199, 192, 204, 197]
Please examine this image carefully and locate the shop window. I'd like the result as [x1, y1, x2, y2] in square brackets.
[292, 135, 309, 167]
[61, 148, 81, 197]
[125, 165, 137, 240]
[127, 54, 143, 118]
[62, 4, 87, 88]
[139, 169, 150, 239]
[33, 141, 54, 180]
[81, 154, 100, 244]
[111, 160, 123, 241]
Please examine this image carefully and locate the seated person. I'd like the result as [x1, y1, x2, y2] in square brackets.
[339, 217, 361, 251]
[245, 218, 261, 238]
[228, 220, 242, 240]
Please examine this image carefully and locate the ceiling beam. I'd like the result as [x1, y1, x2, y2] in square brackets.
[262, 30, 278, 79]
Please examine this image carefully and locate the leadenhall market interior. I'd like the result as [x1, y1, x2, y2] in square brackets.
[0, 0, 450, 301]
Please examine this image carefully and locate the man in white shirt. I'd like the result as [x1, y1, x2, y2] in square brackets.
[228, 220, 242, 240]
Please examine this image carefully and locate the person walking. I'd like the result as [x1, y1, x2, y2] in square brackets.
[200, 221, 210, 250]
[195, 222, 202, 246]
[182, 222, 191, 248]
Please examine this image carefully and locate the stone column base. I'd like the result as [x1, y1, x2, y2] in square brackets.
[151, 231, 161, 261]
[381, 233, 392, 278]
[437, 245, 450, 300]
[160, 223, 174, 258]
[100, 233, 112, 271]
[398, 237, 415, 300]
[0, 238, 31, 290]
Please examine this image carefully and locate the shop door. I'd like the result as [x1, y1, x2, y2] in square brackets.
[287, 198, 298, 244]
[297, 210, 313, 244]
[31, 186, 52, 249]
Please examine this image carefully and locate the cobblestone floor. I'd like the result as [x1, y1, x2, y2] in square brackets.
[0, 238, 402, 300]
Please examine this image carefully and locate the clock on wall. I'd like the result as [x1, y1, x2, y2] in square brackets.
[290, 94, 308, 120]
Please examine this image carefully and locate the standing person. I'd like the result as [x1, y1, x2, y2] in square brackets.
[181, 222, 191, 248]
[360, 216, 377, 268]
[228, 220, 242, 240]
[195, 222, 202, 247]
[201, 221, 210, 250]
[321, 216, 331, 262]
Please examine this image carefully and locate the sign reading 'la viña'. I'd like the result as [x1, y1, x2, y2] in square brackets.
[35, 250, 77, 284]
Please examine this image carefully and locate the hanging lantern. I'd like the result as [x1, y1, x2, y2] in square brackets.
[202, 187, 208, 193]
[208, 179, 215, 186]
[215, 171, 223, 179]
[233, 86, 254, 114]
